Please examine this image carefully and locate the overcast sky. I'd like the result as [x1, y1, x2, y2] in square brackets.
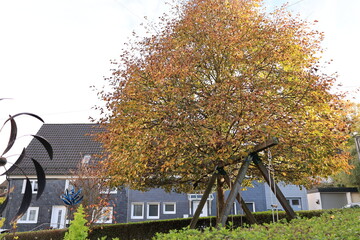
[0, 0, 359, 165]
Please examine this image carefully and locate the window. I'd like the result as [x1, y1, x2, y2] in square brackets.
[163, 202, 176, 214]
[100, 186, 118, 194]
[239, 202, 255, 214]
[147, 203, 160, 219]
[94, 207, 113, 224]
[286, 198, 301, 206]
[64, 179, 75, 191]
[131, 202, 144, 219]
[99, 179, 118, 194]
[246, 202, 255, 212]
[22, 180, 38, 194]
[18, 207, 39, 223]
[188, 193, 214, 217]
[230, 202, 237, 215]
[82, 154, 91, 164]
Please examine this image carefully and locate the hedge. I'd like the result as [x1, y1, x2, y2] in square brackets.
[0, 210, 328, 240]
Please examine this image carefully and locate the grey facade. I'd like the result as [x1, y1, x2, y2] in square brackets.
[208, 181, 308, 217]
[2, 123, 308, 232]
[126, 181, 308, 223]
[265, 183, 308, 211]
[3, 178, 127, 232]
[126, 189, 190, 222]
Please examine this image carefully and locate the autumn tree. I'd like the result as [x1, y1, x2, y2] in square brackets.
[97, 0, 352, 208]
[67, 161, 115, 226]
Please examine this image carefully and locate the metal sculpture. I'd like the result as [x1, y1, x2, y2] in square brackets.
[0, 99, 53, 222]
[60, 187, 84, 206]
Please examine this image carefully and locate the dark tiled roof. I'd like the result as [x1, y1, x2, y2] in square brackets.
[8, 123, 104, 176]
[307, 187, 359, 193]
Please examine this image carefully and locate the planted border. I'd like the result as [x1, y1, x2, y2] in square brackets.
[0, 210, 330, 240]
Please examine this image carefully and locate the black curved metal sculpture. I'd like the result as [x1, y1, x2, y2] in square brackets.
[0, 99, 53, 222]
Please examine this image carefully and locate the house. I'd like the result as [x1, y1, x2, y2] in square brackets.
[307, 187, 360, 210]
[2, 124, 127, 232]
[2, 124, 308, 232]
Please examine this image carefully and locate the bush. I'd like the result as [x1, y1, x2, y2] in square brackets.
[88, 218, 192, 240]
[153, 208, 360, 240]
[0, 209, 334, 240]
[64, 204, 89, 240]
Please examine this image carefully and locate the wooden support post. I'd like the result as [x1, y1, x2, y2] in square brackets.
[252, 154, 296, 219]
[189, 173, 217, 229]
[250, 137, 279, 154]
[217, 155, 253, 226]
[223, 174, 257, 225]
[218, 138, 279, 227]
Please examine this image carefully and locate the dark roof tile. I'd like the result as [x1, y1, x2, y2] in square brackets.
[8, 123, 104, 176]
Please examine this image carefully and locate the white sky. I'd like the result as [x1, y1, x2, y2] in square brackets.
[0, 0, 359, 167]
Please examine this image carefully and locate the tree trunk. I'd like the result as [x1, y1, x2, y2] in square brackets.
[216, 175, 225, 225]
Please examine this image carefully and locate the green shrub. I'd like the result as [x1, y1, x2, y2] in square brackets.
[0, 209, 335, 240]
[64, 204, 89, 240]
[153, 208, 360, 240]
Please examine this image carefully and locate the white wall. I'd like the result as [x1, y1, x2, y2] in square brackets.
[307, 192, 322, 210]
[351, 192, 360, 202]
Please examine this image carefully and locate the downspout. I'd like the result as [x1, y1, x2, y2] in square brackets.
[127, 188, 130, 223]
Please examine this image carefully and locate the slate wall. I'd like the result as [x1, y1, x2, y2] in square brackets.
[127, 188, 189, 222]
[3, 178, 128, 232]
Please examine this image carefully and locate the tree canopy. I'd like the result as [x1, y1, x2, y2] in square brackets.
[97, 0, 352, 192]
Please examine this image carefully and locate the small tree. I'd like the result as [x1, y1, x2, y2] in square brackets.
[64, 204, 89, 240]
[68, 161, 115, 226]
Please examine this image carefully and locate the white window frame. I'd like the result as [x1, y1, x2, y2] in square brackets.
[99, 179, 118, 194]
[82, 154, 91, 164]
[292, 199, 301, 206]
[147, 202, 160, 219]
[246, 202, 255, 212]
[94, 207, 113, 224]
[240, 202, 255, 213]
[163, 202, 176, 214]
[17, 207, 39, 223]
[64, 179, 74, 191]
[100, 186, 118, 194]
[22, 179, 38, 194]
[131, 202, 144, 219]
[231, 202, 237, 215]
